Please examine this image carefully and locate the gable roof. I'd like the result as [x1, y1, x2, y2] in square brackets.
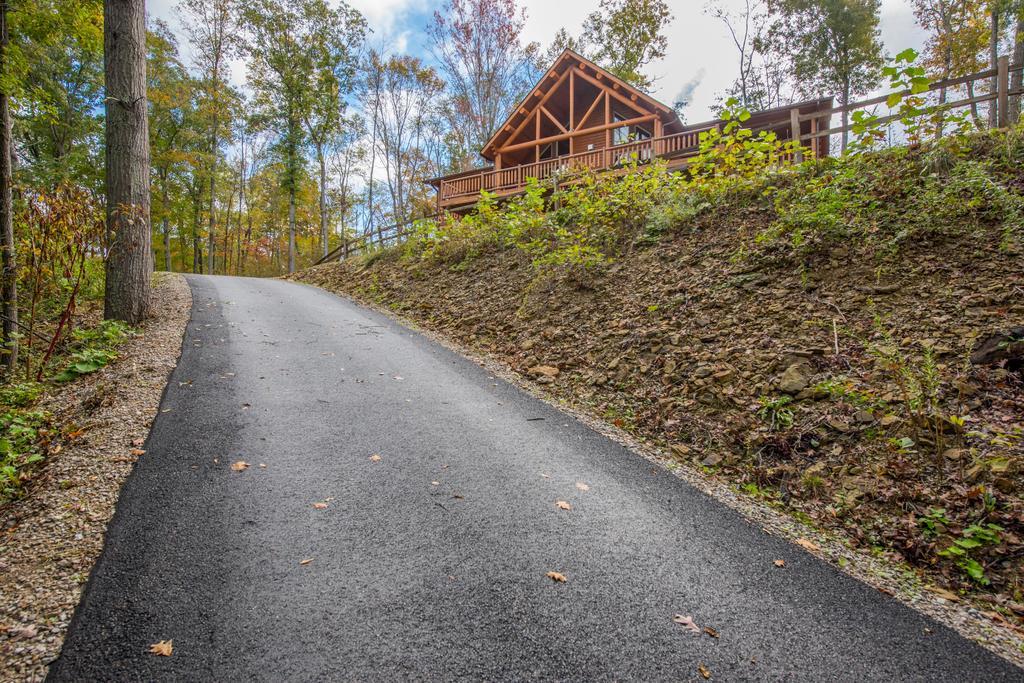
[480, 49, 682, 161]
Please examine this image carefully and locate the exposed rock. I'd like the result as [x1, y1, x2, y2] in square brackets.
[778, 362, 812, 394]
[527, 365, 560, 379]
[701, 452, 723, 467]
[670, 443, 692, 458]
[854, 410, 875, 424]
[970, 327, 1024, 370]
[693, 364, 713, 379]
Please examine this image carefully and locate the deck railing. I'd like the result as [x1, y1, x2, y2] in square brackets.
[439, 126, 717, 204]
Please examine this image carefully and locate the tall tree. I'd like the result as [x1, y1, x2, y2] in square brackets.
[180, 0, 237, 274]
[770, 0, 884, 150]
[104, 0, 152, 322]
[368, 52, 444, 228]
[245, 0, 365, 272]
[1011, 1, 1024, 120]
[10, 0, 105, 190]
[708, 0, 794, 110]
[912, 0, 988, 126]
[300, 1, 365, 258]
[548, 0, 673, 91]
[148, 21, 195, 271]
[427, 0, 540, 169]
[0, 0, 16, 373]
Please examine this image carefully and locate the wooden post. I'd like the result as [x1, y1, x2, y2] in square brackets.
[569, 70, 575, 155]
[998, 54, 1010, 128]
[604, 91, 611, 149]
[790, 108, 804, 163]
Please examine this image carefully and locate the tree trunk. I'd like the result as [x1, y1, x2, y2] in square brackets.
[840, 79, 850, 152]
[967, 80, 983, 128]
[0, 0, 18, 374]
[319, 149, 328, 258]
[177, 220, 187, 272]
[991, 5, 1001, 127]
[236, 141, 245, 275]
[161, 174, 171, 271]
[1012, 10, 1024, 121]
[103, 0, 152, 324]
[207, 147, 216, 274]
[192, 196, 201, 273]
[288, 187, 296, 274]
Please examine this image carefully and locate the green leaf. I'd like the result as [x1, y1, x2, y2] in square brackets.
[895, 48, 918, 63]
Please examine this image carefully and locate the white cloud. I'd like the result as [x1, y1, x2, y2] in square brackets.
[520, 0, 927, 121]
[347, 0, 429, 38]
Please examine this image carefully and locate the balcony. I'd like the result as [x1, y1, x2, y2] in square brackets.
[435, 127, 717, 210]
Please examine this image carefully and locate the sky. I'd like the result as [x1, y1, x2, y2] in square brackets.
[149, 0, 929, 124]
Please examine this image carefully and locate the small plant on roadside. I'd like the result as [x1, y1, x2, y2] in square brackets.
[0, 408, 52, 502]
[52, 320, 134, 382]
[938, 523, 1004, 585]
[757, 395, 795, 432]
[917, 507, 949, 538]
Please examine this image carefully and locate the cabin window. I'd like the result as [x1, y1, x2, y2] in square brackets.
[538, 139, 570, 160]
[613, 113, 652, 145]
[613, 113, 629, 145]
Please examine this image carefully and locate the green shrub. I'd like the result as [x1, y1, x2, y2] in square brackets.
[52, 320, 134, 382]
[0, 408, 51, 502]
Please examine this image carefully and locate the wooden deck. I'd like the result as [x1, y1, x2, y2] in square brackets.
[437, 127, 717, 210]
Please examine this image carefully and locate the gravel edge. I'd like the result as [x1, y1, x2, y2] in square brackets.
[291, 277, 1024, 671]
[0, 273, 192, 683]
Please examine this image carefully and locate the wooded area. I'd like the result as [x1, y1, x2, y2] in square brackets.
[1, 0, 1024, 374]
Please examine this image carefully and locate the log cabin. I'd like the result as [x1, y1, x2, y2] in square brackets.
[426, 49, 833, 212]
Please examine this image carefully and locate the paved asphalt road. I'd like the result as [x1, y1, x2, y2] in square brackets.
[50, 275, 1020, 681]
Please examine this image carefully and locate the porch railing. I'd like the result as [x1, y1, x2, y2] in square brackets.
[439, 126, 718, 203]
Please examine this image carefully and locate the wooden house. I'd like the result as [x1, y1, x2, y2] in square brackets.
[426, 49, 832, 212]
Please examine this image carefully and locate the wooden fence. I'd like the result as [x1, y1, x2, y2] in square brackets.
[790, 55, 1024, 160]
[314, 214, 437, 265]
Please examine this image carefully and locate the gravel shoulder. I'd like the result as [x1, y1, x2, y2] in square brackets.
[0, 273, 191, 682]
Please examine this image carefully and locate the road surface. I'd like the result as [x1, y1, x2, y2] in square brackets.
[49, 275, 1021, 681]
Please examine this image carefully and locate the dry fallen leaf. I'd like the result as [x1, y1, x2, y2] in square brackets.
[149, 640, 173, 656]
[673, 615, 700, 634]
[14, 625, 37, 639]
[431, 481, 440, 486]
[312, 502, 328, 510]
[555, 500, 572, 510]
[258, 463, 267, 468]
[546, 571, 567, 583]
[928, 587, 960, 602]
[369, 454, 382, 462]
[299, 558, 313, 565]
[698, 664, 711, 679]
[130, 449, 145, 456]
[575, 482, 590, 491]
[230, 461, 249, 471]
[540, 472, 550, 478]
[703, 626, 719, 639]
[773, 559, 786, 568]
[131, 438, 144, 447]
[795, 538, 819, 552]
